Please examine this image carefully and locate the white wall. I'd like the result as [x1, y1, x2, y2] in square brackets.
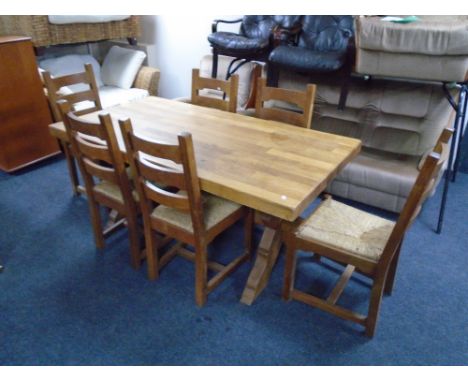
[139, 15, 240, 99]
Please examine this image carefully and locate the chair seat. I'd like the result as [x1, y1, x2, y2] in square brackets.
[296, 198, 395, 262]
[269, 45, 346, 72]
[208, 32, 269, 52]
[94, 180, 139, 204]
[151, 192, 242, 233]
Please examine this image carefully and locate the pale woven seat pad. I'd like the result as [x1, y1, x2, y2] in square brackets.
[151, 192, 242, 233]
[296, 199, 395, 262]
[93, 180, 139, 204]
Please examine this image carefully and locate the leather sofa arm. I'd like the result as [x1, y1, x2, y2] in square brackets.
[212, 18, 243, 33]
[133, 65, 160, 96]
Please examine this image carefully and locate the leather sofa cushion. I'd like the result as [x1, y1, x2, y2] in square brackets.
[208, 15, 278, 52]
[269, 45, 346, 72]
[273, 15, 302, 29]
[240, 15, 278, 40]
[208, 32, 270, 52]
[299, 15, 354, 51]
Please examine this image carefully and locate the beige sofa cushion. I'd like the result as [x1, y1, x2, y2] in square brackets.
[328, 179, 409, 213]
[355, 16, 468, 82]
[356, 16, 468, 56]
[356, 49, 468, 83]
[330, 147, 420, 198]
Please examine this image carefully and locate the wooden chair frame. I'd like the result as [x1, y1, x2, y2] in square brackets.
[119, 119, 254, 306]
[44, 63, 103, 196]
[255, 77, 316, 129]
[191, 68, 239, 113]
[282, 127, 454, 337]
[57, 100, 142, 269]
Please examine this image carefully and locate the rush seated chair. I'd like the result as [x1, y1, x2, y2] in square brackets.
[43, 63, 103, 195]
[267, 15, 355, 110]
[282, 126, 453, 337]
[208, 15, 301, 79]
[119, 119, 255, 306]
[57, 100, 142, 269]
[254, 77, 316, 129]
[190, 68, 239, 113]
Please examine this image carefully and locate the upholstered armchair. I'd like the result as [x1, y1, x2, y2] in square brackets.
[207, 16, 301, 79]
[267, 15, 355, 109]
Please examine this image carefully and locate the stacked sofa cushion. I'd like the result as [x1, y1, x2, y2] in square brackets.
[355, 16, 468, 82]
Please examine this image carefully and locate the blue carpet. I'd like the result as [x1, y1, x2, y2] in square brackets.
[0, 156, 467, 365]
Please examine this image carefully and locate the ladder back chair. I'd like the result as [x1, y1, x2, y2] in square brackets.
[43, 63, 103, 195]
[255, 77, 316, 129]
[191, 68, 239, 113]
[57, 100, 142, 269]
[119, 119, 254, 306]
[282, 126, 453, 337]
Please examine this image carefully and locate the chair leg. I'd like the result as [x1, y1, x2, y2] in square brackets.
[384, 241, 402, 296]
[145, 226, 160, 280]
[87, 199, 105, 250]
[126, 212, 141, 270]
[62, 142, 81, 196]
[244, 209, 255, 260]
[365, 276, 386, 338]
[282, 241, 297, 301]
[194, 243, 208, 307]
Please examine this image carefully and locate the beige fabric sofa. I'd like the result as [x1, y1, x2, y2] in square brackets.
[273, 71, 456, 212]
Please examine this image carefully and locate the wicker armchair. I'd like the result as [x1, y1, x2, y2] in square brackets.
[0, 15, 140, 47]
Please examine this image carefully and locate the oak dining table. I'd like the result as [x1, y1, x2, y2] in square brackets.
[49, 96, 361, 305]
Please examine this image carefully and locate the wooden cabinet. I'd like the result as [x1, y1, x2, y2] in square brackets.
[0, 36, 59, 172]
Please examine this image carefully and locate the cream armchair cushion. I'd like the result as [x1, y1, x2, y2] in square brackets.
[101, 46, 146, 89]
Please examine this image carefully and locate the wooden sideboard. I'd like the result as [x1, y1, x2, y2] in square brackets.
[0, 36, 60, 172]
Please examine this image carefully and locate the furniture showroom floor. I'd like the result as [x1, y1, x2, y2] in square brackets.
[0, 156, 466, 365]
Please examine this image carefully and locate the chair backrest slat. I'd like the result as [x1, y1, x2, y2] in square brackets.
[131, 134, 183, 164]
[82, 157, 119, 184]
[191, 68, 239, 113]
[255, 77, 316, 129]
[51, 72, 89, 89]
[138, 155, 187, 190]
[75, 134, 113, 163]
[379, 127, 453, 269]
[43, 63, 103, 122]
[61, 89, 99, 106]
[143, 181, 191, 212]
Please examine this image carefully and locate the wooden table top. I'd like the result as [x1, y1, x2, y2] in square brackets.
[50, 96, 361, 221]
